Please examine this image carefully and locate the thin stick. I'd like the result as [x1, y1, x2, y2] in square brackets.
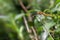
[19, 0, 39, 40]
[23, 16, 34, 40]
[31, 27, 39, 40]
[23, 16, 31, 33]
[19, 0, 34, 40]
[19, 0, 27, 12]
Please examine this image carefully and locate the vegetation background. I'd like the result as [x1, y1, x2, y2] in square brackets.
[0, 0, 60, 40]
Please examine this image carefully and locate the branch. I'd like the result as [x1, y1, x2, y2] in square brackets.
[31, 27, 39, 40]
[23, 16, 34, 40]
[18, 0, 34, 40]
[19, 0, 39, 40]
[23, 16, 31, 33]
[18, 0, 27, 12]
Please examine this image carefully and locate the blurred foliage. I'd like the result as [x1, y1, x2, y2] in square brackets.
[0, 0, 60, 40]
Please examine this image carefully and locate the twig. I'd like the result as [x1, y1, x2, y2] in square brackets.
[23, 16, 34, 40]
[28, 12, 39, 40]
[19, 0, 39, 40]
[23, 16, 31, 33]
[19, 0, 34, 40]
[31, 27, 39, 40]
[18, 0, 27, 12]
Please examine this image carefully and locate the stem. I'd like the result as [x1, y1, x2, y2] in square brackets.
[19, 0, 39, 40]
[18, 0, 27, 12]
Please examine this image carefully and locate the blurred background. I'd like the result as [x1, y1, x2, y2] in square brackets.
[0, 0, 60, 40]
